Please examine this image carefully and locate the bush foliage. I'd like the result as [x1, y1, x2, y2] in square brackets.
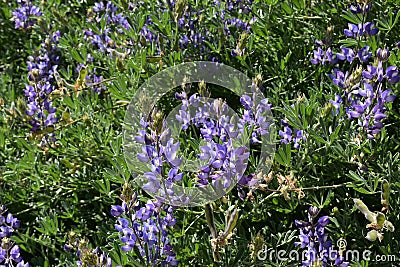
[1, 0, 399, 266]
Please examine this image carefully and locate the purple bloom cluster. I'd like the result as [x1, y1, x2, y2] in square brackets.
[111, 194, 178, 266]
[24, 30, 61, 143]
[135, 118, 187, 202]
[343, 21, 378, 39]
[216, 0, 255, 57]
[216, 0, 253, 15]
[84, 1, 131, 55]
[64, 238, 115, 267]
[0, 205, 29, 267]
[238, 94, 273, 144]
[134, 93, 251, 203]
[137, 0, 255, 59]
[279, 120, 305, 149]
[295, 207, 349, 267]
[176, 8, 207, 51]
[311, 3, 378, 66]
[176, 93, 260, 188]
[86, 72, 107, 94]
[311, 3, 398, 139]
[11, 0, 42, 30]
[237, 173, 259, 195]
[218, 1, 254, 34]
[349, 2, 372, 14]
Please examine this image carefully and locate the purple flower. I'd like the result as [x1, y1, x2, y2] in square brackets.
[111, 203, 127, 217]
[336, 46, 355, 63]
[362, 64, 377, 79]
[311, 47, 337, 65]
[295, 207, 349, 267]
[240, 95, 253, 110]
[385, 66, 399, 84]
[279, 123, 292, 144]
[363, 22, 378, 36]
[344, 23, 361, 38]
[142, 172, 161, 193]
[380, 89, 396, 103]
[0, 206, 29, 266]
[179, 34, 189, 48]
[85, 70, 107, 94]
[112, 197, 178, 266]
[350, 4, 362, 14]
[343, 22, 378, 38]
[330, 95, 342, 116]
[24, 30, 61, 143]
[84, 1, 131, 56]
[11, 0, 42, 30]
[358, 46, 372, 62]
[350, 3, 372, 14]
[278, 120, 305, 149]
[293, 130, 305, 149]
[329, 69, 349, 88]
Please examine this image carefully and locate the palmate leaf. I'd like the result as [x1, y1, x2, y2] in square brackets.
[353, 198, 376, 223]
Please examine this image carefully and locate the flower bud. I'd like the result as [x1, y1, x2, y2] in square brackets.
[308, 206, 319, 218]
[377, 48, 390, 61]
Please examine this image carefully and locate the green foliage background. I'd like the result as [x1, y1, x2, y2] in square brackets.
[0, 0, 399, 266]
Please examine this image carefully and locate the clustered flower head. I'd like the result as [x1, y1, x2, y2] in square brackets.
[0, 205, 29, 267]
[134, 92, 251, 203]
[64, 235, 115, 267]
[134, 86, 273, 204]
[24, 30, 61, 144]
[11, 0, 42, 30]
[295, 206, 349, 267]
[238, 93, 273, 144]
[84, 1, 132, 55]
[136, 0, 255, 59]
[311, 2, 398, 139]
[110, 187, 178, 266]
[279, 119, 305, 149]
[134, 111, 186, 203]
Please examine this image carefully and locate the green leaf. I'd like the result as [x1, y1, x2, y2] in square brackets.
[70, 48, 85, 64]
[341, 10, 363, 24]
[275, 143, 291, 167]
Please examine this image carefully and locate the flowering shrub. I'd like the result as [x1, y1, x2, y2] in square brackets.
[311, 2, 398, 139]
[1, 0, 399, 266]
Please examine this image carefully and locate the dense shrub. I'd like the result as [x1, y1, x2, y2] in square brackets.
[0, 0, 399, 266]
